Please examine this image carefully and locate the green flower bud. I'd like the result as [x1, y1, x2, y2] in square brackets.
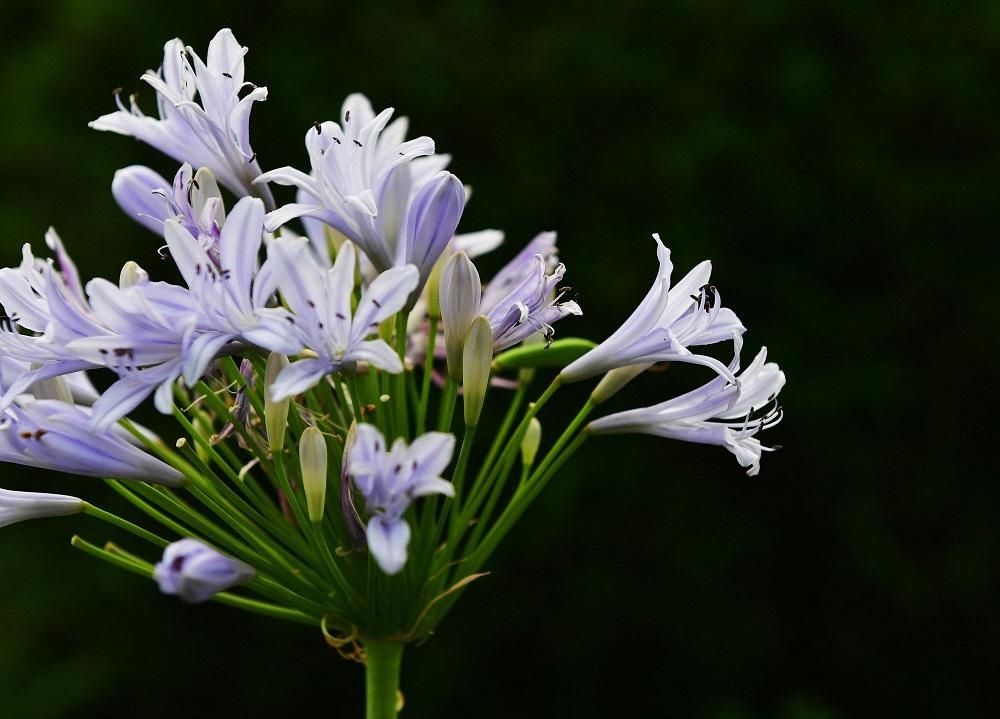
[462, 315, 493, 426]
[521, 417, 542, 468]
[590, 364, 647, 404]
[299, 426, 328, 523]
[441, 252, 481, 382]
[264, 352, 290, 452]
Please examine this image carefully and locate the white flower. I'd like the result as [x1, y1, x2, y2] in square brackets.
[0, 487, 83, 528]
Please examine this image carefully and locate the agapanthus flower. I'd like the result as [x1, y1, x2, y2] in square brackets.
[257, 94, 465, 287]
[588, 347, 785, 475]
[265, 239, 419, 400]
[479, 232, 582, 350]
[347, 424, 455, 574]
[91, 28, 273, 206]
[153, 539, 255, 603]
[0, 487, 84, 528]
[113, 163, 226, 244]
[0, 399, 183, 483]
[561, 234, 745, 384]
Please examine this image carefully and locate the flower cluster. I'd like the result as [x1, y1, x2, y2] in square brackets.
[1, 27, 786, 711]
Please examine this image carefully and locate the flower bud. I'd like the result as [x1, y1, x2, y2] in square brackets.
[111, 165, 170, 234]
[191, 167, 225, 230]
[590, 364, 647, 404]
[119, 261, 149, 289]
[264, 352, 290, 452]
[153, 539, 255, 604]
[425, 252, 448, 318]
[440, 251, 481, 382]
[521, 417, 542, 468]
[1, 488, 83, 529]
[299, 426, 328, 523]
[31, 375, 73, 404]
[462, 315, 493, 426]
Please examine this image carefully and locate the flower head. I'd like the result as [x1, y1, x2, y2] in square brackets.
[561, 234, 744, 385]
[265, 239, 418, 400]
[588, 347, 785, 475]
[257, 94, 465, 289]
[154, 539, 255, 603]
[113, 163, 226, 243]
[91, 29, 272, 205]
[347, 424, 455, 574]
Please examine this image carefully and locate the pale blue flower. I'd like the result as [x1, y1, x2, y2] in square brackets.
[0, 487, 84, 528]
[347, 424, 455, 574]
[480, 232, 582, 350]
[265, 239, 419, 401]
[561, 234, 746, 383]
[153, 539, 255, 603]
[588, 347, 785, 476]
[0, 399, 183, 483]
[91, 29, 273, 206]
[112, 163, 226, 244]
[257, 94, 465, 286]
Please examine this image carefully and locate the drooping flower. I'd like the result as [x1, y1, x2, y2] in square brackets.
[91, 29, 273, 206]
[346, 424, 455, 574]
[561, 234, 745, 387]
[0, 399, 183, 483]
[0, 487, 84, 528]
[257, 94, 465, 287]
[588, 347, 785, 476]
[265, 239, 419, 401]
[153, 538, 255, 603]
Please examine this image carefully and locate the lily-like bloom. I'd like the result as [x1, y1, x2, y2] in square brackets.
[0, 487, 84, 528]
[91, 29, 273, 205]
[257, 94, 465, 287]
[153, 539, 255, 603]
[161, 195, 300, 383]
[113, 163, 226, 244]
[265, 239, 419, 400]
[561, 234, 745, 384]
[588, 347, 785, 476]
[480, 232, 582, 350]
[347, 424, 455, 574]
[0, 399, 183, 483]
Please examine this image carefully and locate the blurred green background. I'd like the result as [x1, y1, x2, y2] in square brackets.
[0, 1, 995, 716]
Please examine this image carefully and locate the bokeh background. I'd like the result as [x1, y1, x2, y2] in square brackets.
[0, 1, 995, 717]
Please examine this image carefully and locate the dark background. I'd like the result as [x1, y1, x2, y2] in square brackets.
[0, 1, 995, 717]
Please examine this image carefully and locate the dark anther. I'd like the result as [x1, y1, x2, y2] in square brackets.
[371, 299, 381, 308]
[285, 316, 295, 324]
[353, 139, 363, 148]
[313, 121, 322, 134]
[394, 464, 402, 474]
[248, 153, 257, 163]
[335, 312, 346, 320]
[345, 110, 351, 122]
[33, 429, 47, 440]
[99, 349, 109, 355]
[306, 300, 316, 308]
[19, 431, 32, 439]
[221, 72, 232, 78]
[190, 178, 200, 190]
[112, 86, 123, 96]
[332, 137, 341, 144]
[195, 264, 201, 275]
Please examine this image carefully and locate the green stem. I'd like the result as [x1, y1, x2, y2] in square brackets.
[437, 379, 458, 432]
[83, 503, 168, 547]
[365, 640, 404, 719]
[394, 313, 410, 440]
[416, 315, 439, 434]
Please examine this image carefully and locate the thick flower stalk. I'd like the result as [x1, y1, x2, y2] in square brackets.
[0, 28, 788, 719]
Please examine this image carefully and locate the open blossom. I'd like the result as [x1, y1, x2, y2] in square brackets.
[0, 399, 183, 483]
[561, 234, 745, 385]
[480, 232, 582, 350]
[257, 94, 465, 287]
[154, 539, 255, 603]
[265, 239, 419, 401]
[113, 163, 226, 244]
[91, 29, 272, 206]
[0, 487, 84, 528]
[588, 347, 785, 476]
[347, 424, 455, 574]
